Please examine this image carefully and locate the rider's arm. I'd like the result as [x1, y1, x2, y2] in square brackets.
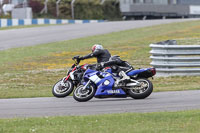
[80, 53, 93, 60]
[80, 50, 102, 60]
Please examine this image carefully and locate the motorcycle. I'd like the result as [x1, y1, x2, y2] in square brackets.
[73, 66, 156, 102]
[52, 56, 90, 97]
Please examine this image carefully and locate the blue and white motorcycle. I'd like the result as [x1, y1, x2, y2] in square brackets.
[73, 66, 156, 102]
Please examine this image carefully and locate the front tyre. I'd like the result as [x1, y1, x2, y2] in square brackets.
[73, 85, 96, 102]
[52, 79, 74, 98]
[128, 78, 153, 99]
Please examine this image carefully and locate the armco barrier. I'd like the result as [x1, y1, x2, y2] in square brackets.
[0, 18, 105, 28]
[150, 40, 200, 76]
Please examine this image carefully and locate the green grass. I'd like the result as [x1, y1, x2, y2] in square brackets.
[1, 20, 200, 98]
[0, 110, 200, 133]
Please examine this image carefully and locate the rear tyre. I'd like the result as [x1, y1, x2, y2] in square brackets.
[73, 85, 96, 102]
[128, 78, 153, 99]
[52, 79, 74, 98]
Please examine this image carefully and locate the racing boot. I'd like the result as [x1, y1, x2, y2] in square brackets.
[119, 71, 130, 83]
[114, 71, 130, 87]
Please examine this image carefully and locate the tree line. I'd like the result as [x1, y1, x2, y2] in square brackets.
[30, 0, 122, 20]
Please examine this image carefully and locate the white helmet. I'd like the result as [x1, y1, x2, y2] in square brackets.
[92, 44, 103, 52]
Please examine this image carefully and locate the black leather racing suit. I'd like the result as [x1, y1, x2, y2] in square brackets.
[80, 49, 111, 63]
[102, 56, 133, 74]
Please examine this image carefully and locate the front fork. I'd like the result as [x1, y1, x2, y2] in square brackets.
[77, 80, 91, 96]
[60, 77, 68, 87]
[82, 80, 91, 91]
[61, 70, 75, 87]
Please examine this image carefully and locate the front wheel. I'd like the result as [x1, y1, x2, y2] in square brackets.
[52, 79, 74, 98]
[128, 78, 153, 99]
[73, 85, 96, 102]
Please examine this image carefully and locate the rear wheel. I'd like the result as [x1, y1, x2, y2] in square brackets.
[128, 78, 153, 99]
[52, 79, 74, 98]
[73, 85, 96, 102]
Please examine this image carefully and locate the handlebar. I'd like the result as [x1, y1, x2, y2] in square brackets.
[72, 56, 105, 70]
[72, 56, 80, 65]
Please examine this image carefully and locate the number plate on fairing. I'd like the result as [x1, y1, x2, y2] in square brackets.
[89, 75, 101, 84]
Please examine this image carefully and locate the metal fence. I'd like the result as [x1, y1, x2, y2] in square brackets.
[150, 40, 200, 76]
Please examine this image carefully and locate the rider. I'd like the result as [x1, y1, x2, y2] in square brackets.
[78, 44, 111, 63]
[79, 44, 132, 84]
[98, 55, 134, 84]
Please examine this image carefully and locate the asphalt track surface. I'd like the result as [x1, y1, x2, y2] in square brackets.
[1, 18, 200, 50]
[0, 90, 200, 118]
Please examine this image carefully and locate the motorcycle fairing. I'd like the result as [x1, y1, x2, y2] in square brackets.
[84, 69, 98, 80]
[95, 75, 126, 97]
[84, 69, 99, 78]
[83, 69, 111, 86]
